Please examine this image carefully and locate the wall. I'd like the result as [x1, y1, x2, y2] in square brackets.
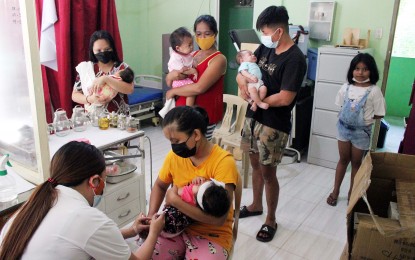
[253, 1, 394, 88]
[219, 2, 253, 95]
[253, 0, 398, 114]
[115, 0, 218, 76]
[116, 1, 409, 116]
[385, 57, 414, 117]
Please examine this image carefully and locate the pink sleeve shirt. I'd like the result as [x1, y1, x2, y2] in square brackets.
[180, 184, 196, 206]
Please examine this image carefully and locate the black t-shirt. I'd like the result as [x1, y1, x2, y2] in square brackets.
[248, 44, 307, 134]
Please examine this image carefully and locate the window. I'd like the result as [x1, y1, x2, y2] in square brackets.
[392, 0, 415, 58]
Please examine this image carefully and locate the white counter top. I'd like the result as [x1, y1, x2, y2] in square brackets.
[48, 127, 145, 156]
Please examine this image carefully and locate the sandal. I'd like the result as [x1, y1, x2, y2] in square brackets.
[326, 193, 338, 206]
[239, 205, 263, 218]
[256, 223, 278, 242]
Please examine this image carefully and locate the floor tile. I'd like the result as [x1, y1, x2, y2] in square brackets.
[282, 225, 345, 260]
[272, 249, 306, 260]
[301, 205, 347, 243]
[232, 232, 279, 260]
[276, 196, 316, 225]
[281, 179, 330, 204]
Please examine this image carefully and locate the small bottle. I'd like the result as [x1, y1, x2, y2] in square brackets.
[91, 104, 104, 127]
[117, 114, 126, 130]
[109, 111, 118, 128]
[126, 116, 138, 133]
[0, 154, 18, 203]
[98, 109, 110, 130]
[53, 109, 71, 137]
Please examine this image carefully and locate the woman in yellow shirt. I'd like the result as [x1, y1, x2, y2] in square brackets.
[147, 106, 239, 259]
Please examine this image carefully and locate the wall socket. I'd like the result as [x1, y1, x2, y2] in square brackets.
[375, 28, 383, 39]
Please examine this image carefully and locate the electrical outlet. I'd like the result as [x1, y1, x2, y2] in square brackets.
[375, 28, 383, 39]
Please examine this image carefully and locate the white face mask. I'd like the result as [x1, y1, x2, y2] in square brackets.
[353, 77, 370, 84]
[90, 177, 105, 208]
[92, 192, 103, 207]
[260, 28, 281, 49]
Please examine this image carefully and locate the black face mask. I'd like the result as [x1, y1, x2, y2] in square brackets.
[171, 134, 196, 158]
[95, 51, 113, 64]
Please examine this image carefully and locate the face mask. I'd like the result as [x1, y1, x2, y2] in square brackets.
[196, 36, 216, 50]
[352, 77, 370, 84]
[90, 176, 105, 207]
[260, 28, 281, 49]
[171, 134, 197, 158]
[92, 192, 103, 207]
[95, 51, 113, 64]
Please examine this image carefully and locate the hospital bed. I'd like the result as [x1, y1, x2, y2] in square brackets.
[128, 75, 163, 124]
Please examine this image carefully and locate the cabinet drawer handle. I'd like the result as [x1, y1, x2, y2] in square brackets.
[117, 192, 130, 201]
[118, 209, 131, 219]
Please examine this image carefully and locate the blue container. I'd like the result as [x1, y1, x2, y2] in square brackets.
[307, 48, 318, 81]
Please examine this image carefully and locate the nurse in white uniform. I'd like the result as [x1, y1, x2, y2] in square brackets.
[0, 141, 164, 260]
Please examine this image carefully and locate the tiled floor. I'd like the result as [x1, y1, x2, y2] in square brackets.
[135, 116, 405, 260]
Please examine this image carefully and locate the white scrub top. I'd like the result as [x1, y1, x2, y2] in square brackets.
[0, 185, 131, 260]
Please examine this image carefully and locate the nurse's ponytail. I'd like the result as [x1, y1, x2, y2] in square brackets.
[0, 141, 105, 259]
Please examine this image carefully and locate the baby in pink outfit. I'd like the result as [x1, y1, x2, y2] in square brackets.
[161, 177, 230, 238]
[167, 27, 198, 106]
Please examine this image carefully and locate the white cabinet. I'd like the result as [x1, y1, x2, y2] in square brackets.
[309, 1, 336, 41]
[97, 172, 146, 227]
[307, 47, 372, 169]
[49, 128, 147, 228]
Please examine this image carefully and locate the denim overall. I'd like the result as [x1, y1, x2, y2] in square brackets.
[337, 85, 373, 150]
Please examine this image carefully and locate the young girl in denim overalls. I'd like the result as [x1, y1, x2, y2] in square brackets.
[327, 53, 386, 206]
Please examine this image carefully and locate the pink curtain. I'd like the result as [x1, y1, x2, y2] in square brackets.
[35, 0, 123, 121]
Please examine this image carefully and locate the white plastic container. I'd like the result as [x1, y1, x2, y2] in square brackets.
[0, 154, 18, 202]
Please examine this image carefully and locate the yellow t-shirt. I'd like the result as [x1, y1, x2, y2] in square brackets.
[158, 144, 239, 251]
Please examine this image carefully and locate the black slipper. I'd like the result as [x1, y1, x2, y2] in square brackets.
[256, 223, 277, 242]
[326, 193, 338, 206]
[239, 205, 263, 218]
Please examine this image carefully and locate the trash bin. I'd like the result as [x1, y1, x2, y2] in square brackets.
[377, 119, 390, 148]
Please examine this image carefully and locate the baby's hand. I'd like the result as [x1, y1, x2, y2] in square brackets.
[95, 94, 112, 104]
[247, 75, 258, 83]
[192, 176, 206, 185]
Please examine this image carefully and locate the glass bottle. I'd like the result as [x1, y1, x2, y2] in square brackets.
[109, 111, 118, 128]
[53, 109, 71, 137]
[126, 116, 139, 133]
[72, 105, 88, 132]
[90, 104, 104, 127]
[117, 113, 126, 130]
[98, 109, 110, 130]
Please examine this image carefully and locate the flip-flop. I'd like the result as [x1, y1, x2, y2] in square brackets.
[239, 205, 263, 218]
[326, 193, 338, 206]
[256, 223, 278, 242]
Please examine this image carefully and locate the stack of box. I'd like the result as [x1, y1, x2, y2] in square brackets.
[341, 152, 415, 260]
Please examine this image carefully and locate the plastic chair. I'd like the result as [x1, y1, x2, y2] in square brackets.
[228, 172, 242, 260]
[212, 94, 249, 188]
[212, 94, 248, 146]
[221, 134, 249, 189]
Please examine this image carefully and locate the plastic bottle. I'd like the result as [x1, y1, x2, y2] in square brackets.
[0, 154, 18, 202]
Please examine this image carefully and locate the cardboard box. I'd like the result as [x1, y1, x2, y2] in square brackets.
[344, 152, 415, 260]
[396, 179, 415, 228]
